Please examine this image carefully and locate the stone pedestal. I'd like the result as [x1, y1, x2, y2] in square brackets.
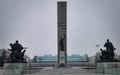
[3, 63, 27, 75]
[59, 51, 66, 64]
[97, 62, 120, 74]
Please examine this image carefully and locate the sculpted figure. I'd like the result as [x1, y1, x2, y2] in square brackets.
[104, 39, 116, 60]
[8, 40, 26, 62]
[99, 39, 117, 61]
[59, 35, 65, 51]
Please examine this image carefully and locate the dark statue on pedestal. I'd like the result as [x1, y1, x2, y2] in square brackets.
[8, 40, 26, 62]
[99, 39, 118, 62]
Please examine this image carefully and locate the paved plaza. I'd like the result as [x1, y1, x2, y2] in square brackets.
[33, 67, 95, 74]
[0, 67, 120, 75]
[21, 67, 119, 75]
[0, 70, 2, 75]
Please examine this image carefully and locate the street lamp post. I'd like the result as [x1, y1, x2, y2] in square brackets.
[96, 45, 100, 51]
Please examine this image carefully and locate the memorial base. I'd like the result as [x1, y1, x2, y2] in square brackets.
[59, 51, 66, 64]
[3, 63, 27, 75]
[54, 64, 71, 69]
[97, 62, 120, 74]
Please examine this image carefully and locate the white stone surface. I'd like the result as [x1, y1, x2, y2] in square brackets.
[97, 62, 120, 74]
[59, 51, 65, 64]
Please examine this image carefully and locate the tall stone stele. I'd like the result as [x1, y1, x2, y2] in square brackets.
[57, 1, 67, 67]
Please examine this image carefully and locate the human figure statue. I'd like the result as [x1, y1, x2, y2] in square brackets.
[99, 39, 117, 61]
[100, 49, 109, 60]
[59, 35, 65, 51]
[104, 39, 116, 60]
[8, 40, 26, 62]
[9, 43, 14, 52]
[20, 50, 26, 60]
[9, 43, 17, 61]
[12, 40, 23, 53]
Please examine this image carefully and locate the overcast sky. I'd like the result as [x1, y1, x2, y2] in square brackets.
[0, 0, 120, 58]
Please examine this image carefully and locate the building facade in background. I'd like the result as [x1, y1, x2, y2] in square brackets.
[36, 54, 88, 62]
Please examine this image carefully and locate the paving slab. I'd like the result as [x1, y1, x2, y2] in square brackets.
[33, 67, 95, 74]
[1, 67, 119, 75]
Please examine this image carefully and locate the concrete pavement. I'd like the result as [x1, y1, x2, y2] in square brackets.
[21, 67, 120, 75]
[33, 67, 95, 74]
[1, 67, 119, 75]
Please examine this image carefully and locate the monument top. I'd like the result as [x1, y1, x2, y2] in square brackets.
[57, 1, 67, 25]
[57, 1, 67, 2]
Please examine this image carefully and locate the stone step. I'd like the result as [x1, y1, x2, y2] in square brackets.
[22, 67, 42, 74]
[34, 67, 95, 74]
[22, 67, 96, 74]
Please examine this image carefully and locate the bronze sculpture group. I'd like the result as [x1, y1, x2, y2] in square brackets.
[100, 39, 118, 62]
[8, 40, 26, 62]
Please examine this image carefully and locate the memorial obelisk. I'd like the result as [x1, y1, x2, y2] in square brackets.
[57, 1, 67, 66]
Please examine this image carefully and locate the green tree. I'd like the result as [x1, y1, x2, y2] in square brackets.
[0, 50, 7, 67]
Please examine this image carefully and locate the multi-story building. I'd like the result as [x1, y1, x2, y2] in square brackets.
[36, 54, 89, 62]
